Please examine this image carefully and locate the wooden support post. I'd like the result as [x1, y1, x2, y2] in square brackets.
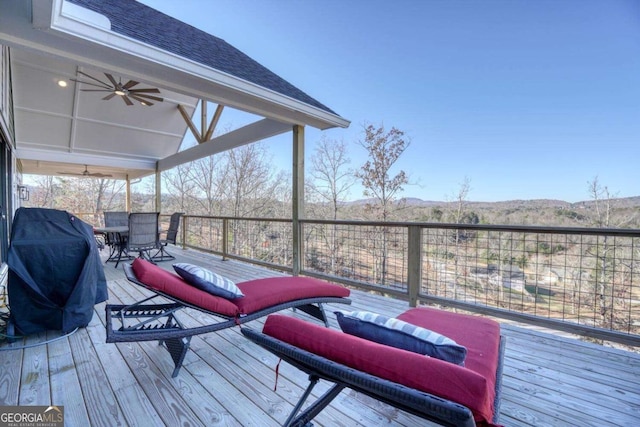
[222, 218, 229, 261]
[292, 125, 305, 276]
[181, 215, 187, 249]
[125, 176, 131, 212]
[155, 169, 161, 213]
[201, 100, 207, 140]
[407, 225, 423, 307]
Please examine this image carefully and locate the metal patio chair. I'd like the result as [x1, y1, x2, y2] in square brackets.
[152, 212, 183, 262]
[119, 212, 160, 267]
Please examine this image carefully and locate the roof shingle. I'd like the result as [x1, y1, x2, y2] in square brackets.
[68, 0, 337, 115]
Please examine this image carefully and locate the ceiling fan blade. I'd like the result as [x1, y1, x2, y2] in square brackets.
[122, 80, 139, 90]
[129, 94, 154, 106]
[76, 71, 112, 88]
[104, 73, 119, 88]
[58, 164, 113, 178]
[130, 93, 164, 102]
[71, 79, 112, 90]
[74, 72, 162, 107]
[129, 88, 161, 93]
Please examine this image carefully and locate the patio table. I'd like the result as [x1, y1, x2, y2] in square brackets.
[94, 226, 130, 265]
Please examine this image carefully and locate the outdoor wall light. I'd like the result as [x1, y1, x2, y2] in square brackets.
[18, 185, 29, 201]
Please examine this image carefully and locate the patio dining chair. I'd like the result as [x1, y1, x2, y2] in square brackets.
[118, 212, 160, 267]
[102, 211, 129, 262]
[152, 212, 183, 262]
[104, 211, 129, 227]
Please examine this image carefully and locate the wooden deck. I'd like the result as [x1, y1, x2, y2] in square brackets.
[1, 248, 639, 426]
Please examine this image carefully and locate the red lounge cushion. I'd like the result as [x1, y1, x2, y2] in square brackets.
[234, 277, 350, 315]
[263, 313, 500, 426]
[131, 258, 239, 317]
[131, 259, 349, 318]
[397, 307, 501, 412]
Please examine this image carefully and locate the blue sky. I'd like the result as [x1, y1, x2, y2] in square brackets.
[141, 0, 640, 203]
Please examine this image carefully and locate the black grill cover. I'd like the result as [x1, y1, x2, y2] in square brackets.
[7, 208, 108, 334]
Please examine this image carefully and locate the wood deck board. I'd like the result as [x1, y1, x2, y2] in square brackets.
[105, 279, 238, 427]
[19, 332, 51, 406]
[0, 247, 638, 427]
[0, 339, 22, 406]
[47, 330, 92, 427]
[88, 305, 170, 427]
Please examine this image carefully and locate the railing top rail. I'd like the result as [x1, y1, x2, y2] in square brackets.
[182, 214, 640, 237]
[183, 215, 291, 223]
[298, 218, 640, 237]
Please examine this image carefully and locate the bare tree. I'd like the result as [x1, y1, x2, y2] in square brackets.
[28, 175, 57, 208]
[586, 176, 616, 331]
[452, 176, 472, 243]
[189, 154, 228, 216]
[453, 177, 471, 223]
[583, 176, 639, 334]
[355, 123, 410, 285]
[162, 163, 198, 213]
[220, 143, 283, 257]
[355, 124, 409, 221]
[308, 135, 355, 220]
[99, 179, 126, 208]
[588, 176, 614, 228]
[224, 143, 276, 218]
[90, 178, 126, 224]
[307, 135, 356, 275]
[25, 175, 126, 226]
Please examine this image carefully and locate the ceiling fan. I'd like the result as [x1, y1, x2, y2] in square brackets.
[71, 71, 163, 106]
[58, 165, 113, 178]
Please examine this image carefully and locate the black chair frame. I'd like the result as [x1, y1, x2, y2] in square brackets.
[152, 212, 183, 261]
[241, 326, 505, 427]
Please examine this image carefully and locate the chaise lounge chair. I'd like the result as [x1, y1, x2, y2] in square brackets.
[105, 258, 351, 377]
[242, 308, 505, 427]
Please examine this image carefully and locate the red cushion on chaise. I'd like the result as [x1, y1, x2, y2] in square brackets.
[263, 311, 501, 426]
[132, 258, 240, 316]
[131, 258, 350, 318]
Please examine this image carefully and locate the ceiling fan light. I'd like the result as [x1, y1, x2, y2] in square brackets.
[57, 80, 68, 88]
[114, 90, 126, 96]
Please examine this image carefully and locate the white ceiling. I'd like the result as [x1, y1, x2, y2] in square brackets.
[13, 49, 198, 180]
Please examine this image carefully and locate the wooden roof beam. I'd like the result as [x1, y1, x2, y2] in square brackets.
[178, 101, 225, 144]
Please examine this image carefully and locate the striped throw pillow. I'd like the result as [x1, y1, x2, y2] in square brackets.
[335, 310, 467, 365]
[173, 263, 244, 299]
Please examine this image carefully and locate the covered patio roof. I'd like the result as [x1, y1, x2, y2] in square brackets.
[0, 0, 349, 180]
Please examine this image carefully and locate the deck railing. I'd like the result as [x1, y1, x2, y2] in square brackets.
[175, 215, 639, 346]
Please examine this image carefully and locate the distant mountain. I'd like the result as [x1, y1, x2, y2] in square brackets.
[341, 196, 640, 210]
[399, 197, 571, 209]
